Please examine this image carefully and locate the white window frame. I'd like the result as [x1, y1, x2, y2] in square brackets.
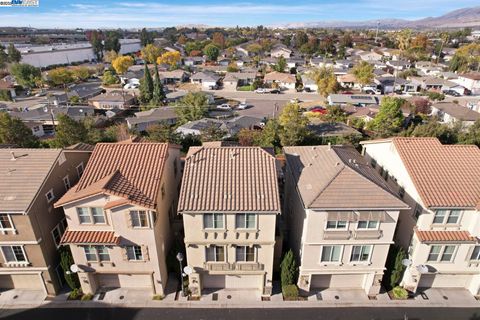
[45, 189, 55, 203]
[325, 220, 348, 230]
[126, 245, 144, 261]
[0, 214, 15, 232]
[203, 213, 225, 230]
[356, 220, 380, 230]
[470, 246, 480, 261]
[1, 245, 28, 264]
[432, 209, 462, 225]
[130, 210, 149, 228]
[235, 213, 257, 230]
[320, 245, 343, 263]
[51, 219, 67, 248]
[76, 162, 84, 178]
[76, 207, 106, 225]
[350, 245, 373, 263]
[235, 245, 256, 262]
[83, 245, 110, 262]
[205, 245, 226, 262]
[63, 175, 71, 191]
[427, 245, 457, 263]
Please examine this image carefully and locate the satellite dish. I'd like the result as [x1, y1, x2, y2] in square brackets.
[416, 264, 429, 274]
[183, 266, 193, 275]
[402, 259, 412, 267]
[70, 264, 79, 273]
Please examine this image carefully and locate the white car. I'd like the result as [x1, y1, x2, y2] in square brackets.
[254, 88, 267, 94]
[217, 103, 232, 110]
[34, 91, 47, 97]
[237, 102, 248, 110]
[124, 83, 139, 89]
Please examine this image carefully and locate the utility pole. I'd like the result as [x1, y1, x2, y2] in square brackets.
[375, 21, 380, 44]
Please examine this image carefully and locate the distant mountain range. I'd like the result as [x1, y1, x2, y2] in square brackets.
[271, 6, 480, 29]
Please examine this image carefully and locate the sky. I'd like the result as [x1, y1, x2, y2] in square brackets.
[0, 0, 478, 28]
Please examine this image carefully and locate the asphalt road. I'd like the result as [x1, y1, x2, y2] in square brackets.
[0, 307, 479, 320]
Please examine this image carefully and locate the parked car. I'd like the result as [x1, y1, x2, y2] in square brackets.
[237, 102, 249, 110]
[442, 90, 461, 97]
[254, 88, 267, 94]
[124, 83, 140, 89]
[217, 103, 232, 110]
[363, 86, 382, 95]
[35, 90, 47, 97]
[303, 87, 312, 93]
[270, 89, 281, 94]
[308, 106, 327, 114]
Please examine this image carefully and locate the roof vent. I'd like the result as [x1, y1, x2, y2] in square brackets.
[348, 159, 352, 163]
[10, 151, 16, 161]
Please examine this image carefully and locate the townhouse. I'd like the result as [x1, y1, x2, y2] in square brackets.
[361, 137, 480, 296]
[55, 142, 181, 295]
[0, 147, 92, 295]
[178, 146, 281, 297]
[430, 102, 480, 127]
[283, 145, 408, 296]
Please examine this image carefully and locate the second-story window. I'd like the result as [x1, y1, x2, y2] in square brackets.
[206, 246, 225, 262]
[235, 214, 256, 229]
[63, 175, 71, 191]
[203, 213, 224, 229]
[321, 245, 342, 263]
[77, 207, 106, 224]
[357, 220, 378, 229]
[350, 245, 372, 262]
[433, 210, 461, 225]
[45, 189, 55, 203]
[130, 210, 149, 228]
[326, 220, 347, 230]
[236, 246, 255, 262]
[0, 214, 14, 230]
[83, 246, 110, 262]
[1, 245, 27, 263]
[470, 246, 480, 261]
[427, 245, 456, 262]
[126, 245, 143, 261]
[76, 163, 84, 178]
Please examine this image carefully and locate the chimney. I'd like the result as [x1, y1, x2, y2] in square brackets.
[327, 142, 331, 150]
[10, 151, 16, 161]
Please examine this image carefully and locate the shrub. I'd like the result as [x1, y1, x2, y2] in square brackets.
[280, 250, 297, 287]
[390, 247, 406, 289]
[153, 295, 164, 300]
[68, 288, 82, 300]
[81, 293, 93, 301]
[392, 286, 408, 299]
[237, 85, 253, 91]
[282, 284, 299, 299]
[425, 91, 445, 101]
[0, 89, 12, 101]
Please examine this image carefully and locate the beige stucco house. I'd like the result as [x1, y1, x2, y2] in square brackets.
[178, 146, 281, 298]
[55, 142, 181, 296]
[0, 146, 92, 296]
[361, 137, 480, 296]
[283, 145, 408, 297]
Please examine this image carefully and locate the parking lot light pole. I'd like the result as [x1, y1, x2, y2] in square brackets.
[176, 252, 185, 296]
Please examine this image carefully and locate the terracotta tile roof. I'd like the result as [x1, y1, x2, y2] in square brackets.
[391, 138, 480, 209]
[55, 143, 170, 209]
[415, 229, 477, 243]
[284, 145, 408, 210]
[61, 230, 120, 245]
[178, 146, 281, 213]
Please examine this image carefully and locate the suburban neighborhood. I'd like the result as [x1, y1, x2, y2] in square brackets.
[1, 1, 480, 319]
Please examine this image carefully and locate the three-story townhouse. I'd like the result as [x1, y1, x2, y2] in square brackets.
[0, 146, 92, 296]
[283, 145, 408, 297]
[178, 146, 281, 298]
[361, 137, 480, 296]
[55, 142, 181, 296]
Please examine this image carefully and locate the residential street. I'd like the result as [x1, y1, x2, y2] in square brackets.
[0, 307, 479, 320]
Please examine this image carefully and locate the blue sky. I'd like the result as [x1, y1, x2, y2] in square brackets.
[0, 0, 478, 28]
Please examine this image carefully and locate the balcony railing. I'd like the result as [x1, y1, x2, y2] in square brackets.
[204, 262, 264, 272]
[323, 230, 351, 240]
[354, 229, 383, 239]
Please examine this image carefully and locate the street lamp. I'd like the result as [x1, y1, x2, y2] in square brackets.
[176, 252, 185, 296]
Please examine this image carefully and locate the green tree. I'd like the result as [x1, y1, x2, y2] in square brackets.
[48, 67, 74, 87]
[0, 113, 40, 147]
[104, 31, 121, 53]
[459, 119, 480, 147]
[52, 114, 89, 148]
[352, 61, 374, 87]
[9, 63, 41, 88]
[88, 30, 104, 61]
[368, 97, 405, 137]
[280, 250, 297, 286]
[139, 63, 154, 103]
[203, 44, 220, 61]
[200, 124, 227, 142]
[405, 118, 460, 145]
[151, 62, 165, 105]
[449, 43, 480, 72]
[140, 28, 153, 47]
[0, 44, 8, 69]
[323, 105, 347, 123]
[390, 247, 406, 289]
[102, 70, 119, 85]
[174, 92, 209, 125]
[294, 31, 308, 48]
[71, 66, 92, 81]
[141, 44, 162, 64]
[278, 103, 309, 146]
[311, 66, 338, 97]
[7, 44, 21, 63]
[258, 118, 281, 149]
[274, 56, 287, 72]
[59, 246, 80, 290]
[146, 123, 178, 142]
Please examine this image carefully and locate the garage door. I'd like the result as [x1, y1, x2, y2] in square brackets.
[418, 274, 471, 289]
[97, 274, 151, 289]
[0, 274, 43, 290]
[311, 274, 365, 289]
[202, 275, 226, 288]
[226, 275, 263, 289]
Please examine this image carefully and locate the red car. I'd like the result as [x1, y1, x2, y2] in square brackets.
[309, 106, 328, 114]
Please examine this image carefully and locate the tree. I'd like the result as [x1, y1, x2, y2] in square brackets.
[141, 44, 162, 64]
[368, 97, 405, 137]
[104, 31, 121, 53]
[102, 70, 119, 85]
[9, 63, 41, 88]
[103, 50, 118, 63]
[0, 44, 8, 69]
[390, 247, 406, 289]
[274, 56, 287, 72]
[88, 30, 104, 61]
[48, 67, 74, 87]
[200, 124, 227, 142]
[147, 123, 178, 143]
[212, 32, 225, 49]
[7, 44, 21, 63]
[258, 119, 281, 149]
[449, 43, 480, 72]
[405, 118, 460, 145]
[319, 36, 336, 55]
[140, 28, 153, 47]
[280, 250, 297, 286]
[139, 63, 153, 103]
[246, 43, 262, 55]
[237, 128, 262, 146]
[310, 66, 338, 97]
[174, 92, 209, 125]
[52, 114, 89, 148]
[71, 66, 92, 82]
[396, 29, 412, 51]
[59, 246, 80, 290]
[157, 51, 181, 69]
[459, 119, 480, 147]
[151, 62, 165, 105]
[227, 62, 239, 72]
[0, 113, 40, 147]
[323, 105, 347, 123]
[352, 61, 374, 87]
[278, 103, 309, 146]
[203, 44, 220, 61]
[340, 33, 353, 48]
[294, 31, 308, 48]
[177, 34, 187, 45]
[112, 55, 134, 75]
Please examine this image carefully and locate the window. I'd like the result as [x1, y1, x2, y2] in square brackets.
[203, 213, 224, 229]
[398, 187, 405, 199]
[45, 189, 55, 203]
[350, 245, 372, 262]
[235, 214, 256, 229]
[236, 246, 255, 262]
[126, 246, 143, 261]
[321, 245, 342, 262]
[83, 246, 97, 262]
[357, 220, 378, 229]
[161, 184, 165, 199]
[77, 207, 105, 224]
[370, 159, 377, 168]
[470, 246, 480, 261]
[51, 220, 67, 247]
[433, 210, 461, 225]
[173, 159, 178, 177]
[2, 246, 27, 263]
[97, 246, 110, 262]
[326, 220, 347, 230]
[206, 246, 225, 262]
[130, 210, 148, 228]
[76, 163, 84, 178]
[427, 245, 457, 262]
[58, 152, 66, 165]
[63, 175, 71, 191]
[83, 246, 110, 262]
[0, 214, 13, 230]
